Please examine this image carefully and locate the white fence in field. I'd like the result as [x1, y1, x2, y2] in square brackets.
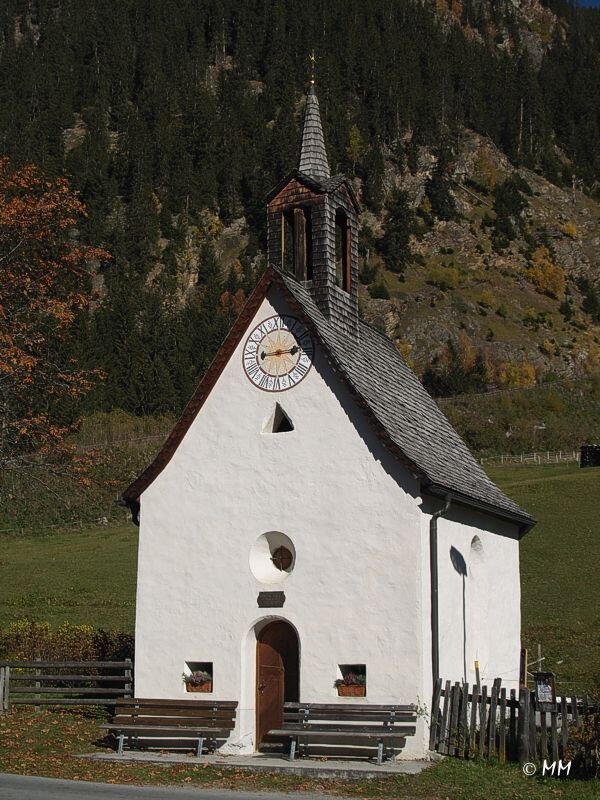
[479, 450, 580, 466]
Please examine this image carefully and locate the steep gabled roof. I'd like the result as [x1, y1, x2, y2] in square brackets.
[124, 267, 533, 532]
[265, 169, 360, 213]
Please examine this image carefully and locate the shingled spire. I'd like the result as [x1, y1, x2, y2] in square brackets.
[298, 84, 330, 180]
[266, 60, 360, 338]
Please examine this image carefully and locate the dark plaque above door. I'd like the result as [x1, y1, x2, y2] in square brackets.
[257, 591, 285, 608]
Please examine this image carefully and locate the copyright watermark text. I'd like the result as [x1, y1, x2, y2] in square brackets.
[522, 760, 572, 777]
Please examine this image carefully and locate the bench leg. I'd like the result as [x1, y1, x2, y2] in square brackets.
[377, 741, 384, 766]
[196, 737, 204, 758]
[289, 738, 297, 761]
[117, 733, 124, 756]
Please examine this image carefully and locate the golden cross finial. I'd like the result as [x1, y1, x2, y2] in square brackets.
[309, 50, 316, 85]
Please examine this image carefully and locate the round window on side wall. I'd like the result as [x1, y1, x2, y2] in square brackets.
[249, 532, 296, 584]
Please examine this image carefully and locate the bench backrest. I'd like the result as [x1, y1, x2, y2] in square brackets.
[113, 698, 238, 730]
[283, 702, 417, 727]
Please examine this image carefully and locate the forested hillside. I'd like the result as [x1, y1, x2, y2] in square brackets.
[1, 0, 600, 418]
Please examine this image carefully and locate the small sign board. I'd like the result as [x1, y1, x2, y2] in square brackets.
[257, 591, 285, 608]
[580, 444, 600, 468]
[533, 672, 556, 711]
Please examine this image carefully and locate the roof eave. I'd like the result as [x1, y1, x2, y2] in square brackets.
[265, 170, 327, 204]
[265, 170, 359, 212]
[423, 482, 536, 536]
[339, 178, 360, 213]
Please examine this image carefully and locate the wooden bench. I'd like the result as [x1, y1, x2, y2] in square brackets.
[269, 702, 417, 765]
[100, 698, 238, 756]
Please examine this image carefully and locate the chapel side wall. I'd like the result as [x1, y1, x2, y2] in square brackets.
[133, 288, 427, 753]
[436, 511, 522, 691]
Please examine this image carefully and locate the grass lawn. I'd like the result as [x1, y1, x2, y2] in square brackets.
[0, 707, 597, 799]
[0, 524, 138, 631]
[0, 464, 598, 693]
[487, 464, 600, 695]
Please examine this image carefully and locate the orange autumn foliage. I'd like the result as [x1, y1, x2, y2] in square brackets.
[0, 157, 110, 465]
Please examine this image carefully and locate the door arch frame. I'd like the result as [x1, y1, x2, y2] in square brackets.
[240, 615, 301, 750]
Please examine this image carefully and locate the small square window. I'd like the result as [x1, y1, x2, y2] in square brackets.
[335, 664, 366, 696]
[183, 661, 213, 693]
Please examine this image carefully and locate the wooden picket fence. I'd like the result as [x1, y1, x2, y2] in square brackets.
[430, 678, 594, 763]
[0, 660, 133, 711]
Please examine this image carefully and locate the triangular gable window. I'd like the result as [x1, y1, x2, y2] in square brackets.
[263, 403, 294, 433]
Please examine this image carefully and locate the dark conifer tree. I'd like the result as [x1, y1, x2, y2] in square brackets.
[425, 147, 457, 221]
[378, 189, 413, 275]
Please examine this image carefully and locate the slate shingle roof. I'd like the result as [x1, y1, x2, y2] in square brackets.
[124, 265, 532, 530]
[298, 87, 330, 181]
[278, 271, 533, 528]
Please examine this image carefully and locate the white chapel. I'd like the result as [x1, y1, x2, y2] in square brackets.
[124, 82, 534, 759]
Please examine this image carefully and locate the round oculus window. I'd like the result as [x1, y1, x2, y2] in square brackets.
[249, 532, 296, 584]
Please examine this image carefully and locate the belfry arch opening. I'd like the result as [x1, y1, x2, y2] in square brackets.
[335, 209, 350, 292]
[282, 206, 313, 281]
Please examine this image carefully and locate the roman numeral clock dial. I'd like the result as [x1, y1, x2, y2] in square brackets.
[242, 315, 314, 392]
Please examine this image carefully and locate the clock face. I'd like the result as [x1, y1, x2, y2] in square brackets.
[242, 315, 314, 392]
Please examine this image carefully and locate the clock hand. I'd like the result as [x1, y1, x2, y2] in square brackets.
[260, 345, 300, 360]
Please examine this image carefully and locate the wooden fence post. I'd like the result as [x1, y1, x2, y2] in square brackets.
[469, 684, 479, 758]
[34, 657, 41, 713]
[519, 649, 528, 690]
[448, 683, 460, 756]
[509, 689, 517, 761]
[429, 678, 442, 751]
[529, 691, 536, 760]
[0, 667, 5, 714]
[439, 680, 451, 754]
[479, 684, 488, 756]
[488, 679, 500, 757]
[3, 667, 10, 712]
[560, 696, 568, 758]
[518, 688, 530, 764]
[551, 709, 559, 763]
[498, 687, 507, 763]
[459, 682, 469, 758]
[571, 695, 579, 729]
[540, 711, 548, 762]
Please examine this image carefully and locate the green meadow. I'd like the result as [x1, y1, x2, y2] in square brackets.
[0, 524, 138, 632]
[0, 463, 598, 692]
[488, 463, 600, 695]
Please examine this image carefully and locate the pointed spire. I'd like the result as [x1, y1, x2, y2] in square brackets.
[298, 54, 330, 181]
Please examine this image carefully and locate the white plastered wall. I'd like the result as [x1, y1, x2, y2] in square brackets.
[416, 504, 522, 756]
[134, 286, 428, 755]
[435, 508, 522, 691]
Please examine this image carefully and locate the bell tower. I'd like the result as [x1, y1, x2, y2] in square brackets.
[266, 74, 360, 337]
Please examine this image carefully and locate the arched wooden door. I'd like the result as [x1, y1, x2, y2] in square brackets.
[256, 620, 299, 747]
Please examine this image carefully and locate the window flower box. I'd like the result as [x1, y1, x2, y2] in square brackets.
[183, 669, 212, 693]
[337, 684, 366, 697]
[186, 681, 213, 693]
[334, 670, 366, 697]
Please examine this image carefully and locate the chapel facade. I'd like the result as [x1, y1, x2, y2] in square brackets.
[125, 81, 533, 758]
